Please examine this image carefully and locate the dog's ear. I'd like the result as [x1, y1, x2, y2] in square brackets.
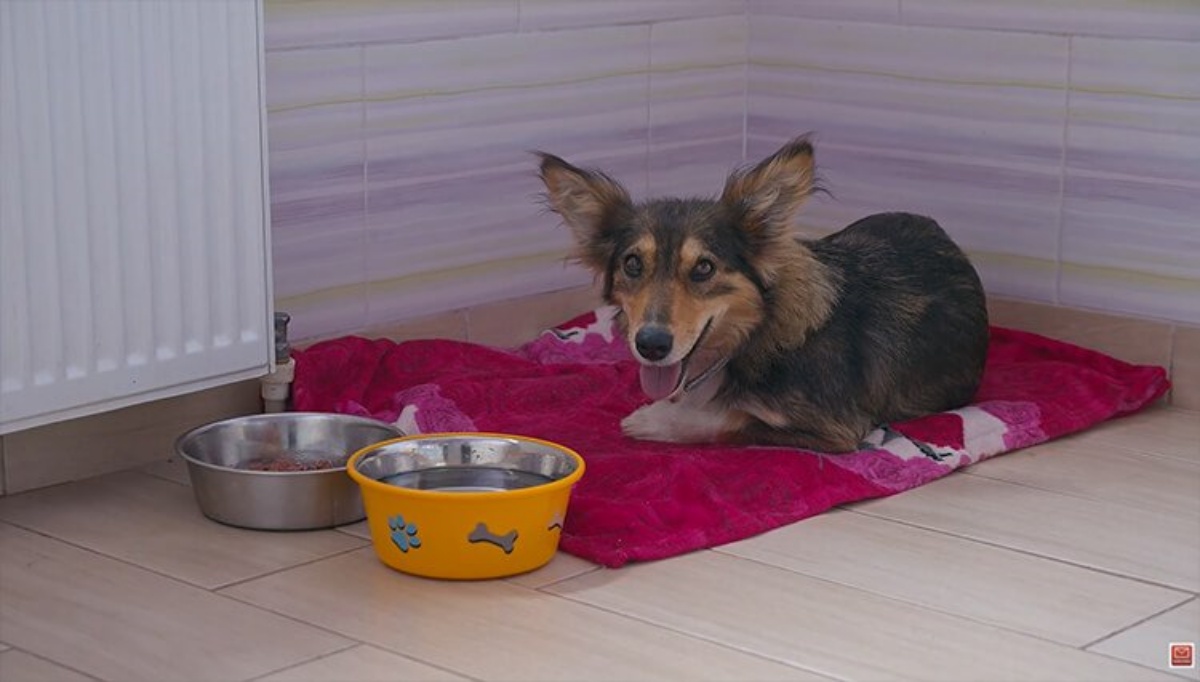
[720, 136, 815, 244]
[537, 152, 632, 272]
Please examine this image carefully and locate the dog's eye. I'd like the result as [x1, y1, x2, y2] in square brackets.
[690, 259, 716, 282]
[622, 254, 643, 278]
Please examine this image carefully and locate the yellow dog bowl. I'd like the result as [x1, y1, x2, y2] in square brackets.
[346, 433, 585, 580]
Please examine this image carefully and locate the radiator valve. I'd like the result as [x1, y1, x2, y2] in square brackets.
[262, 312, 295, 413]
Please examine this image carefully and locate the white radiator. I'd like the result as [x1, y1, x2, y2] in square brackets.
[0, 0, 274, 434]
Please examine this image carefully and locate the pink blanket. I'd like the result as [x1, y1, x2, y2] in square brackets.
[293, 307, 1169, 567]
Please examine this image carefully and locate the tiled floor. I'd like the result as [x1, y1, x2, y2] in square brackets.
[0, 406, 1197, 682]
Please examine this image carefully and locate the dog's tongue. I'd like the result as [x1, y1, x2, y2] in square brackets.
[639, 362, 683, 401]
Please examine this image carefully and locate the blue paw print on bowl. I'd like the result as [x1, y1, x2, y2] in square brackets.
[388, 514, 421, 552]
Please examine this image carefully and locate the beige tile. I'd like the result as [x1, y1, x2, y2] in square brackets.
[338, 309, 469, 344]
[0, 649, 97, 682]
[336, 518, 371, 540]
[547, 550, 1176, 681]
[222, 547, 825, 681]
[1172, 326, 1200, 411]
[138, 455, 191, 486]
[1090, 599, 1200, 681]
[258, 644, 468, 682]
[1067, 406, 1199, 465]
[467, 284, 604, 348]
[966, 436, 1200, 517]
[854, 473, 1200, 591]
[3, 379, 261, 494]
[0, 471, 367, 589]
[0, 524, 351, 682]
[717, 509, 1189, 647]
[505, 552, 601, 589]
[987, 297, 1174, 369]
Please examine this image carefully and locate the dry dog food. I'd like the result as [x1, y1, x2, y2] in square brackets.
[243, 455, 338, 472]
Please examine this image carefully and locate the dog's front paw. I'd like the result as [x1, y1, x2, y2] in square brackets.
[621, 402, 675, 442]
[621, 401, 726, 443]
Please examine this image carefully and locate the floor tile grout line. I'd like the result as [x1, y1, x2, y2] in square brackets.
[210, 542, 372, 592]
[933, 459, 1198, 522]
[217, 573, 803, 682]
[214, 553, 642, 680]
[846, 506, 1198, 593]
[959, 465, 1200, 517]
[0, 645, 103, 682]
[546, 549, 1191, 681]
[513, 556, 842, 674]
[0, 519, 234, 592]
[706, 544, 1186, 654]
[520, 563, 605, 590]
[1051, 435, 1200, 467]
[0, 514, 370, 596]
[210, 587, 433, 672]
[542, 587, 849, 681]
[991, 434, 1200, 467]
[242, 640, 483, 682]
[1026, 412, 1200, 460]
[1081, 595, 1199, 651]
[242, 640, 361, 682]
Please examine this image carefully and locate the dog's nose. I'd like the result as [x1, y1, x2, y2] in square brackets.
[634, 326, 673, 362]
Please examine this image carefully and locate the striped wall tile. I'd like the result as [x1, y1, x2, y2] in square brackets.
[366, 165, 570, 285]
[749, 0, 900, 22]
[272, 229, 367, 301]
[265, 0, 519, 51]
[1059, 36, 1200, 324]
[748, 136, 1063, 300]
[748, 18, 1069, 165]
[901, 0, 1200, 41]
[268, 106, 362, 195]
[746, 18, 1068, 302]
[364, 27, 650, 186]
[265, 47, 362, 112]
[275, 285, 369, 343]
[648, 137, 745, 200]
[650, 16, 745, 142]
[256, 1, 1199, 335]
[518, 0, 742, 31]
[649, 16, 746, 198]
[1060, 176, 1200, 323]
[363, 159, 629, 327]
[265, 48, 363, 210]
[361, 27, 650, 326]
[265, 47, 366, 312]
[1067, 37, 1200, 186]
[367, 262, 594, 332]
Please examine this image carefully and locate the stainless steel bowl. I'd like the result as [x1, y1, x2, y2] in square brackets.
[352, 435, 581, 492]
[176, 412, 402, 530]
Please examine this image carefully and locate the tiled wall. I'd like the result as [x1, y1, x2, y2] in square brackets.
[266, 1, 1199, 342]
[265, 0, 746, 341]
[746, 0, 1200, 325]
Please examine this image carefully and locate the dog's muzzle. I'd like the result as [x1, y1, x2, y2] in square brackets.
[634, 326, 673, 362]
[633, 320, 716, 401]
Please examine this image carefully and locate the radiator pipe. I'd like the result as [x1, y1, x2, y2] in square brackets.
[261, 311, 295, 413]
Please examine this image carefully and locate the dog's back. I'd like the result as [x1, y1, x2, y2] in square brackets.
[724, 212, 989, 448]
[812, 212, 988, 418]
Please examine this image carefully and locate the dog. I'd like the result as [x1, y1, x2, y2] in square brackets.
[537, 136, 989, 452]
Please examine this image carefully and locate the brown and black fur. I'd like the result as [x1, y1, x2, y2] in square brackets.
[537, 135, 989, 452]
